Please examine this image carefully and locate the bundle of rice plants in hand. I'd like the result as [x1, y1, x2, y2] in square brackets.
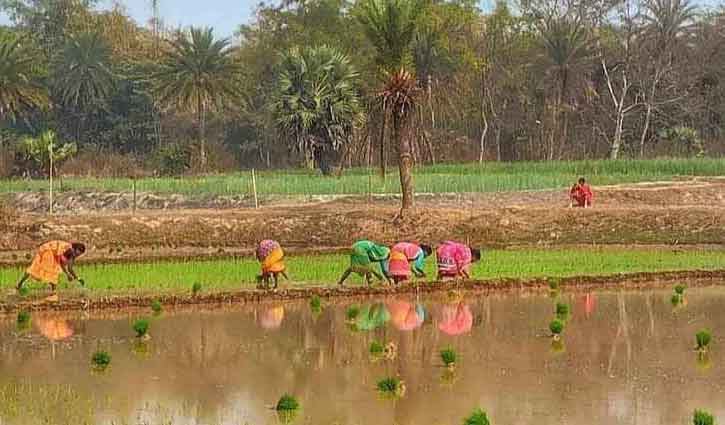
[549, 319, 564, 340]
[696, 329, 712, 353]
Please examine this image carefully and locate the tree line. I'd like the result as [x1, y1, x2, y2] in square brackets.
[1, 0, 724, 184]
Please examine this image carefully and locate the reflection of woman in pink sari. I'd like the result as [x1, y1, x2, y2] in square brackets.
[438, 302, 473, 336]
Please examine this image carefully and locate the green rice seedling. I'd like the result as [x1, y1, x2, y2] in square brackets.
[275, 394, 300, 412]
[345, 305, 360, 322]
[693, 409, 714, 425]
[555, 302, 570, 320]
[192, 282, 202, 296]
[671, 293, 682, 306]
[369, 340, 384, 356]
[463, 408, 491, 425]
[133, 318, 150, 338]
[675, 284, 686, 295]
[309, 295, 322, 315]
[550, 319, 564, 340]
[17, 285, 30, 297]
[91, 350, 111, 371]
[275, 394, 300, 424]
[440, 347, 457, 368]
[151, 299, 162, 315]
[16, 311, 31, 330]
[376, 377, 406, 399]
[696, 329, 712, 352]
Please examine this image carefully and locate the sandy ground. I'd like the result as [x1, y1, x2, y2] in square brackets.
[1, 178, 725, 266]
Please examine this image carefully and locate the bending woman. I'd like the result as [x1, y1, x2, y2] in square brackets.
[338, 240, 391, 287]
[17, 241, 86, 292]
[256, 239, 288, 290]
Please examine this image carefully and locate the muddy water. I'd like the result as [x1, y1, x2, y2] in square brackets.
[1, 287, 724, 425]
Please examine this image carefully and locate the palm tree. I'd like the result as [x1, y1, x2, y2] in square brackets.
[357, 0, 426, 214]
[151, 27, 241, 168]
[538, 16, 592, 159]
[51, 31, 115, 110]
[270, 45, 362, 175]
[0, 31, 48, 126]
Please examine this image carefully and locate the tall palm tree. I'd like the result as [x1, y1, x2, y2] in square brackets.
[357, 0, 426, 214]
[270, 45, 362, 174]
[0, 31, 48, 125]
[151, 27, 241, 168]
[51, 31, 115, 143]
[538, 16, 592, 159]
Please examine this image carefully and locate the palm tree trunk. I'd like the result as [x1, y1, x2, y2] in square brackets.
[393, 109, 414, 213]
[379, 102, 387, 178]
[198, 95, 207, 169]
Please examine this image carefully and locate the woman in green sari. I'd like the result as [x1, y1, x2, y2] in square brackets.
[338, 240, 392, 286]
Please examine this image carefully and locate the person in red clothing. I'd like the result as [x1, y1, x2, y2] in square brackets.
[570, 177, 593, 208]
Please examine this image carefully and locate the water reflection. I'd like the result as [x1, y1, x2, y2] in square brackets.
[438, 302, 473, 336]
[1, 288, 724, 425]
[259, 305, 285, 330]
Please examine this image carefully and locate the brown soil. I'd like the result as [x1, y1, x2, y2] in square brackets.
[2, 179, 725, 266]
[2, 269, 724, 315]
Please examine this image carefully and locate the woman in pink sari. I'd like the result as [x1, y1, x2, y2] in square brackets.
[436, 241, 481, 280]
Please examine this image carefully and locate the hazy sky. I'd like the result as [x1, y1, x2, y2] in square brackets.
[0, 0, 719, 39]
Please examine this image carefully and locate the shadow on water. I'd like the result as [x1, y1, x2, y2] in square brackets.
[1, 287, 725, 424]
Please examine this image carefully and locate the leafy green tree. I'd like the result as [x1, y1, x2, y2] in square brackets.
[19, 129, 76, 176]
[357, 0, 426, 214]
[270, 45, 362, 174]
[151, 27, 241, 168]
[0, 29, 48, 125]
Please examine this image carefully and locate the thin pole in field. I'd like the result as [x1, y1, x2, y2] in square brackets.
[252, 168, 259, 209]
[49, 140, 53, 215]
[132, 176, 137, 214]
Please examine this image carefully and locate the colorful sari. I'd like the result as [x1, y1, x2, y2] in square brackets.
[26, 241, 72, 285]
[350, 240, 390, 275]
[256, 240, 285, 274]
[436, 241, 472, 278]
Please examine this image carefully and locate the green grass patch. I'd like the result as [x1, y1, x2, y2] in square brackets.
[1, 248, 725, 297]
[2, 158, 723, 196]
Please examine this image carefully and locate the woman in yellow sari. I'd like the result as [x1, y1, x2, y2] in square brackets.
[255, 240, 288, 290]
[16, 241, 86, 292]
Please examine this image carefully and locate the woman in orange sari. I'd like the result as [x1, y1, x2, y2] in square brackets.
[16, 241, 86, 292]
[255, 239, 288, 290]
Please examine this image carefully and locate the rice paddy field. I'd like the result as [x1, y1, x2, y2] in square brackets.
[2, 248, 725, 295]
[1, 158, 724, 196]
[1, 287, 724, 424]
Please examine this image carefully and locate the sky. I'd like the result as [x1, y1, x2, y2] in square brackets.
[0, 0, 719, 39]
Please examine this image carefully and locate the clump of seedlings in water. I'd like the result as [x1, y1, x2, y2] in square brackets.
[696, 329, 712, 353]
[440, 347, 457, 369]
[133, 318, 150, 340]
[192, 282, 202, 296]
[693, 409, 714, 425]
[674, 284, 686, 295]
[463, 407, 491, 425]
[309, 295, 322, 315]
[555, 302, 570, 321]
[151, 299, 162, 315]
[16, 311, 31, 330]
[91, 350, 111, 371]
[275, 394, 300, 423]
[671, 293, 683, 307]
[370, 340, 384, 356]
[17, 285, 30, 297]
[376, 377, 406, 399]
[345, 305, 360, 322]
[549, 319, 564, 341]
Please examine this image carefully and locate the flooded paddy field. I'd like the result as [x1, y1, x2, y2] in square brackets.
[1, 286, 724, 425]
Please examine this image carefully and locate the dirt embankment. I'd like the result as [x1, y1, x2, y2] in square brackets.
[2, 269, 724, 315]
[1, 179, 725, 265]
